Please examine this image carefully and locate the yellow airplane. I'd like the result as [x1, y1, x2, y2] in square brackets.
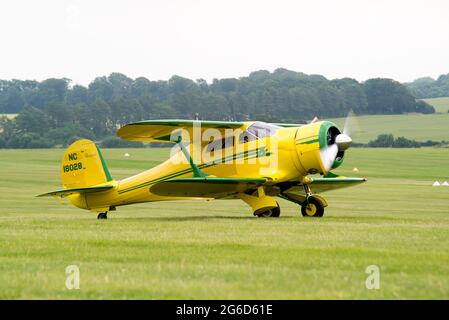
[38, 119, 366, 219]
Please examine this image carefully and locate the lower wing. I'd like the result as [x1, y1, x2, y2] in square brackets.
[150, 177, 266, 198]
[281, 176, 366, 202]
[307, 176, 367, 193]
[150, 175, 364, 199]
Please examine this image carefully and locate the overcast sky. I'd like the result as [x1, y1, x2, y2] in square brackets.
[1, 0, 448, 85]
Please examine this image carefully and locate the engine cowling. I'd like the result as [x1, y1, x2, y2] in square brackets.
[294, 121, 345, 175]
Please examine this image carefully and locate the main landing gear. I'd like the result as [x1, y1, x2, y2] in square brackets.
[299, 184, 325, 218]
[254, 196, 326, 218]
[97, 212, 108, 220]
[255, 202, 281, 218]
[301, 196, 325, 217]
[278, 184, 327, 218]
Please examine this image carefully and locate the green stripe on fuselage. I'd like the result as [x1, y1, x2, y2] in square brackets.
[117, 147, 269, 194]
[296, 138, 319, 145]
[117, 148, 261, 194]
[295, 135, 319, 145]
[295, 135, 318, 142]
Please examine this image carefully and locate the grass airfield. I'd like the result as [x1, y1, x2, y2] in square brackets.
[422, 97, 449, 113]
[0, 147, 448, 299]
[330, 113, 449, 143]
[0, 114, 18, 119]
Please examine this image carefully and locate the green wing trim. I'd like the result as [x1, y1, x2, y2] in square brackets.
[162, 177, 266, 184]
[271, 123, 305, 127]
[150, 177, 266, 198]
[310, 177, 367, 183]
[36, 185, 114, 198]
[126, 119, 302, 128]
[127, 119, 245, 128]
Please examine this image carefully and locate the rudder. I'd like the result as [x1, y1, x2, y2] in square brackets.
[61, 139, 113, 189]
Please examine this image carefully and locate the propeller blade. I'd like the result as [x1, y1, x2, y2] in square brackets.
[320, 143, 338, 172]
[310, 116, 319, 124]
[343, 109, 359, 136]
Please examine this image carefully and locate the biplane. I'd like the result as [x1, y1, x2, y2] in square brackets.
[38, 118, 366, 219]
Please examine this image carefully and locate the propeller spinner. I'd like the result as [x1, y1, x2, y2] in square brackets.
[335, 133, 352, 151]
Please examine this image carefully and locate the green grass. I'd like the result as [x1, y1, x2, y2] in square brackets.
[421, 97, 449, 113]
[1, 148, 449, 299]
[329, 113, 449, 143]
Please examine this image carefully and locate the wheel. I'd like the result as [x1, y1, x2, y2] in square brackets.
[256, 202, 281, 218]
[97, 212, 108, 220]
[97, 212, 107, 219]
[301, 197, 324, 217]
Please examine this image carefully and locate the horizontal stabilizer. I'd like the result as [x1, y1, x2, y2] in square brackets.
[36, 185, 114, 198]
[150, 177, 266, 198]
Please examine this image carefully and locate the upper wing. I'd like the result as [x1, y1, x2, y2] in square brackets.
[117, 119, 245, 143]
[36, 185, 114, 198]
[149, 177, 266, 198]
[308, 176, 367, 193]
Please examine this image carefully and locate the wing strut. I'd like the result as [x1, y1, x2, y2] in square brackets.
[175, 136, 208, 178]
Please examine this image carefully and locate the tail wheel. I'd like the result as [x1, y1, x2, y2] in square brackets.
[256, 202, 281, 218]
[97, 212, 108, 220]
[301, 197, 324, 217]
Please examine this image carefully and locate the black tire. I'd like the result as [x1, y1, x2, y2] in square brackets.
[97, 212, 108, 220]
[256, 202, 281, 218]
[301, 197, 324, 217]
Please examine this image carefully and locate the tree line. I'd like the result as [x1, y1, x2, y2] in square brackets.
[405, 73, 449, 98]
[362, 134, 448, 148]
[0, 68, 435, 148]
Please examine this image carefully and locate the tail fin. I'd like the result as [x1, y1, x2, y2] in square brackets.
[61, 139, 113, 189]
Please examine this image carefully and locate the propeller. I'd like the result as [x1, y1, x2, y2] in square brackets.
[320, 110, 359, 172]
[320, 143, 339, 172]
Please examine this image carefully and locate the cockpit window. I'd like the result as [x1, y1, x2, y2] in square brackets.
[239, 122, 280, 143]
[206, 136, 235, 152]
